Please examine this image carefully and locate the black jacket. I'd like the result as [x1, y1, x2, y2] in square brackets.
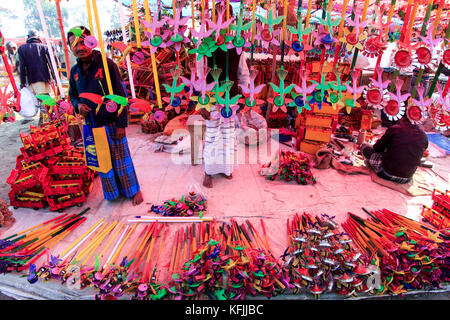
[18, 38, 52, 86]
[374, 121, 428, 178]
[69, 50, 128, 128]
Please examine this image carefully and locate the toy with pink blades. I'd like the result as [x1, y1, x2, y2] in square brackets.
[228, 8, 254, 55]
[412, 24, 441, 69]
[162, 67, 188, 114]
[344, 70, 366, 114]
[289, 68, 316, 114]
[190, 68, 217, 111]
[286, 15, 312, 56]
[339, 11, 368, 52]
[254, 9, 284, 50]
[141, 16, 169, 54]
[364, 66, 390, 109]
[207, 7, 234, 42]
[238, 68, 265, 110]
[268, 68, 296, 113]
[164, 10, 191, 52]
[408, 84, 432, 124]
[384, 78, 409, 121]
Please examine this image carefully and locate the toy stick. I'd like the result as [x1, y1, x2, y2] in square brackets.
[118, 0, 136, 99]
[128, 218, 213, 223]
[55, 0, 71, 79]
[131, 0, 142, 48]
[91, 0, 114, 95]
[384, 0, 397, 39]
[168, 229, 179, 276]
[143, 2, 163, 109]
[101, 223, 127, 269]
[74, 222, 113, 262]
[305, 0, 313, 29]
[78, 222, 117, 265]
[332, 0, 350, 69]
[191, 0, 195, 29]
[36, 0, 65, 98]
[142, 224, 160, 282]
[432, 0, 445, 38]
[427, 22, 450, 97]
[85, 0, 94, 34]
[124, 225, 148, 260]
[110, 223, 137, 266]
[411, 0, 435, 99]
[400, 0, 413, 43]
[153, 225, 168, 281]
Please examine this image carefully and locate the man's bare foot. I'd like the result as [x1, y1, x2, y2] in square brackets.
[203, 174, 213, 188]
[221, 173, 233, 179]
[132, 190, 144, 206]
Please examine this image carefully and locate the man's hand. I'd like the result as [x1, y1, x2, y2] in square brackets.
[78, 103, 91, 117]
[116, 127, 126, 140]
[200, 108, 210, 120]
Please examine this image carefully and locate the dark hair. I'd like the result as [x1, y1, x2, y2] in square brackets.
[67, 26, 91, 46]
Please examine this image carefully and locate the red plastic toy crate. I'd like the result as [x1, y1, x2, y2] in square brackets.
[51, 159, 86, 175]
[43, 177, 83, 196]
[7, 165, 49, 191]
[47, 192, 86, 212]
[8, 190, 47, 210]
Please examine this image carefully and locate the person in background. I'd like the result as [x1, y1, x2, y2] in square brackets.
[199, 2, 250, 188]
[68, 26, 143, 206]
[360, 115, 428, 184]
[18, 30, 54, 125]
[237, 107, 268, 146]
[5, 42, 19, 74]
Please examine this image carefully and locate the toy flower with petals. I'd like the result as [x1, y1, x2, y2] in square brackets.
[207, 7, 234, 42]
[211, 103, 240, 126]
[254, 23, 281, 50]
[362, 34, 387, 58]
[268, 68, 296, 113]
[442, 45, 450, 68]
[310, 72, 331, 109]
[290, 70, 315, 114]
[408, 84, 432, 125]
[162, 67, 187, 114]
[392, 48, 414, 72]
[165, 11, 191, 52]
[190, 69, 217, 111]
[141, 17, 169, 54]
[344, 70, 366, 114]
[339, 13, 368, 52]
[287, 15, 312, 55]
[317, 10, 342, 41]
[229, 11, 254, 54]
[384, 78, 409, 121]
[238, 68, 265, 109]
[328, 71, 349, 110]
[215, 80, 241, 113]
[413, 27, 441, 69]
[190, 36, 219, 60]
[180, 67, 197, 96]
[364, 67, 390, 109]
[312, 25, 336, 50]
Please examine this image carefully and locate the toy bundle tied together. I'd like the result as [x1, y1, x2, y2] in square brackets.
[149, 192, 207, 217]
[261, 150, 316, 185]
[6, 120, 96, 212]
[342, 208, 450, 296]
[282, 212, 376, 298]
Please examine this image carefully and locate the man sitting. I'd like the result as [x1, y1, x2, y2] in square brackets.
[361, 115, 428, 184]
[237, 108, 268, 145]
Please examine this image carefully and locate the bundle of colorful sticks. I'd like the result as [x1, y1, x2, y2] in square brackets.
[283, 212, 376, 298]
[0, 209, 89, 274]
[342, 208, 450, 296]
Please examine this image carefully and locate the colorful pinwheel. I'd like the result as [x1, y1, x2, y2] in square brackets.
[207, 7, 234, 42]
[229, 10, 254, 54]
[190, 69, 217, 111]
[141, 17, 169, 54]
[339, 12, 368, 52]
[165, 10, 191, 52]
[211, 104, 240, 126]
[287, 15, 313, 54]
[408, 84, 432, 124]
[384, 78, 409, 121]
[269, 68, 296, 113]
[364, 67, 390, 109]
[238, 68, 265, 110]
[344, 70, 366, 114]
[290, 70, 315, 113]
[328, 71, 349, 110]
[162, 67, 187, 114]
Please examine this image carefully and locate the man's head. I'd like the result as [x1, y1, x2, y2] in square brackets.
[5, 42, 17, 54]
[67, 26, 92, 59]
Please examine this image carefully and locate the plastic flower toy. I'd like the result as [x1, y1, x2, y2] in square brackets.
[328, 70, 349, 110]
[408, 84, 432, 125]
[238, 68, 265, 110]
[229, 10, 254, 54]
[207, 7, 234, 42]
[392, 48, 414, 72]
[269, 68, 296, 113]
[254, 10, 284, 50]
[165, 10, 191, 52]
[141, 18, 170, 54]
[339, 13, 368, 52]
[442, 45, 450, 68]
[384, 78, 408, 121]
[287, 15, 312, 55]
[413, 27, 441, 69]
[344, 70, 366, 114]
[317, 10, 342, 41]
[215, 81, 241, 113]
[212, 103, 240, 126]
[190, 69, 217, 111]
[162, 67, 187, 114]
[190, 36, 219, 60]
[362, 33, 387, 58]
[310, 72, 331, 109]
[312, 25, 336, 49]
[364, 67, 390, 109]
[290, 69, 315, 113]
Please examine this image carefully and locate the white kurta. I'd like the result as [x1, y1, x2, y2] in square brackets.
[203, 110, 237, 176]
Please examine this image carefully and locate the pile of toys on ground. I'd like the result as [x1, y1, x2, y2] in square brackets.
[6, 120, 96, 212]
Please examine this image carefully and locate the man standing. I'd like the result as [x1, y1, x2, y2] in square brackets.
[361, 116, 428, 184]
[5, 42, 19, 74]
[18, 30, 53, 124]
[67, 26, 143, 206]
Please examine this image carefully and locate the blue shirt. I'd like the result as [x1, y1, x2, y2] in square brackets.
[69, 50, 128, 128]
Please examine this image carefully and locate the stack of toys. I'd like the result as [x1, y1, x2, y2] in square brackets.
[6, 120, 96, 212]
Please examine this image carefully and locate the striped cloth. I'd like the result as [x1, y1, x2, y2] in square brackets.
[203, 111, 237, 176]
[98, 124, 140, 200]
[361, 144, 411, 184]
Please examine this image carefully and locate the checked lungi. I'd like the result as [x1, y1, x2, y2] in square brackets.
[361, 144, 411, 184]
[203, 111, 237, 176]
[98, 124, 140, 200]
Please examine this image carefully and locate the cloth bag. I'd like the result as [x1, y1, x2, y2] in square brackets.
[83, 112, 112, 173]
[18, 87, 38, 118]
